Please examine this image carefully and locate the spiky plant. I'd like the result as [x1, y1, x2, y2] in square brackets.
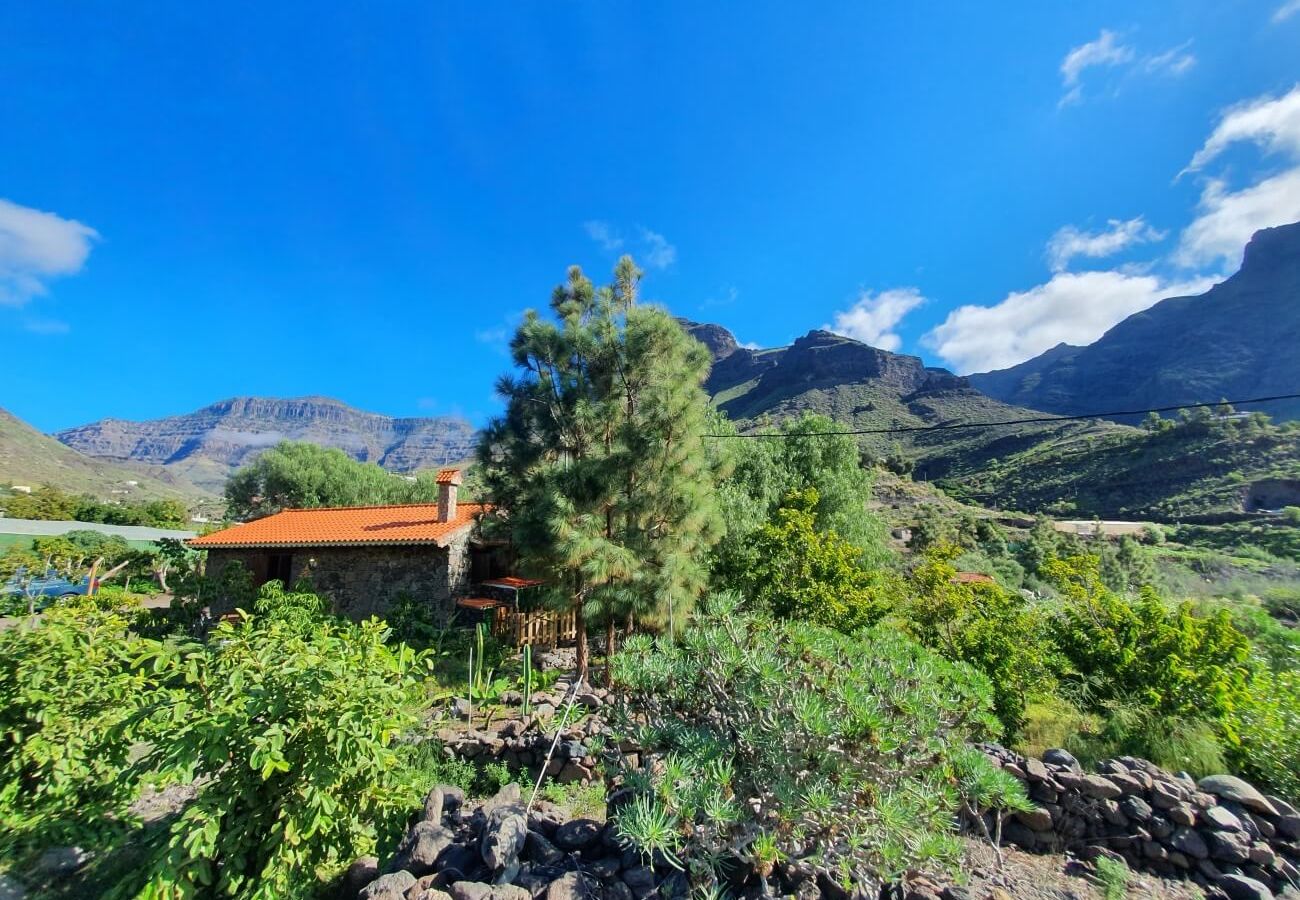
[608, 593, 1024, 895]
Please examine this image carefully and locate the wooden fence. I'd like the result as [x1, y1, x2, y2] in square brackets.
[490, 607, 578, 648]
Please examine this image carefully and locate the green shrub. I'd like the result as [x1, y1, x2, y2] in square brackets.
[1046, 556, 1251, 722]
[1226, 669, 1300, 802]
[252, 578, 331, 629]
[1094, 855, 1131, 900]
[130, 615, 427, 899]
[733, 489, 896, 632]
[0, 603, 161, 856]
[609, 593, 1022, 893]
[899, 547, 1056, 740]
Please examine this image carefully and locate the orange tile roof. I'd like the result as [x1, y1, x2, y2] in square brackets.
[436, 468, 462, 484]
[189, 502, 486, 549]
[951, 572, 996, 585]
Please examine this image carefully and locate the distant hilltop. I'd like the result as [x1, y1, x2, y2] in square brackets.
[56, 396, 478, 494]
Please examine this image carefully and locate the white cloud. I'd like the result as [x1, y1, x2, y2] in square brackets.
[1143, 42, 1197, 77]
[0, 198, 99, 307]
[827, 287, 925, 352]
[583, 220, 623, 251]
[1047, 217, 1165, 271]
[1175, 86, 1300, 266]
[638, 228, 677, 269]
[1273, 0, 1300, 23]
[1059, 30, 1134, 106]
[583, 221, 677, 269]
[1058, 30, 1195, 107]
[1175, 168, 1300, 266]
[1183, 86, 1300, 173]
[1061, 30, 1133, 88]
[924, 270, 1216, 374]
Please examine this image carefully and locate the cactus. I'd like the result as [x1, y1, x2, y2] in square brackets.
[474, 622, 487, 694]
[522, 644, 533, 715]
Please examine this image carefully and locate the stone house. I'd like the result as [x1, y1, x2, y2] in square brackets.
[190, 469, 502, 620]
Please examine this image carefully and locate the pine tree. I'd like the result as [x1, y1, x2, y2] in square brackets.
[477, 257, 722, 682]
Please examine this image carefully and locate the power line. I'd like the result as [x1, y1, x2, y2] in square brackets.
[703, 392, 1300, 438]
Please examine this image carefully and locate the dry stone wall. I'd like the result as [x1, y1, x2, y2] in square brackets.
[981, 744, 1300, 899]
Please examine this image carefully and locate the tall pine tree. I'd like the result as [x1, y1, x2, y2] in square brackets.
[477, 257, 722, 682]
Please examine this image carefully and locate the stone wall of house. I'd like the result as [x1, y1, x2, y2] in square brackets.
[202, 537, 471, 621]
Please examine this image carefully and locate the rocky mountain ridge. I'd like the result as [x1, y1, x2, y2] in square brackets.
[970, 221, 1300, 422]
[56, 396, 478, 494]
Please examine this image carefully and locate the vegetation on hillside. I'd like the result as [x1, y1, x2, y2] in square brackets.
[1, 484, 190, 528]
[943, 407, 1300, 519]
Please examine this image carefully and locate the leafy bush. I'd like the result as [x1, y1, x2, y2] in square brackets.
[253, 578, 331, 628]
[899, 547, 1056, 740]
[1045, 556, 1251, 722]
[1226, 668, 1300, 802]
[609, 593, 1023, 894]
[732, 489, 896, 632]
[132, 615, 427, 899]
[0, 603, 159, 855]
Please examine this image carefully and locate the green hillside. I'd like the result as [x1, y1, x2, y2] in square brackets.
[0, 407, 211, 504]
[941, 412, 1300, 520]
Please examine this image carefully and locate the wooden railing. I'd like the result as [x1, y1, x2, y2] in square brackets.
[490, 607, 577, 647]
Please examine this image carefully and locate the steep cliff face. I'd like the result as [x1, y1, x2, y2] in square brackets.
[970, 221, 1300, 421]
[676, 319, 1122, 480]
[57, 396, 478, 492]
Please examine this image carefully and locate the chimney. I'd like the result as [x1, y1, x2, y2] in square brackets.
[436, 468, 462, 522]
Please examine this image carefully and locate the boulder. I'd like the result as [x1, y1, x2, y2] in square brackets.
[1267, 796, 1300, 841]
[1150, 780, 1188, 809]
[546, 872, 594, 900]
[1168, 804, 1197, 826]
[604, 882, 634, 900]
[1203, 806, 1245, 832]
[491, 887, 532, 900]
[391, 822, 456, 877]
[1199, 776, 1278, 816]
[359, 871, 417, 900]
[1207, 829, 1253, 864]
[424, 785, 467, 823]
[1080, 775, 1123, 800]
[585, 856, 621, 880]
[1023, 757, 1050, 782]
[1120, 796, 1153, 822]
[1169, 827, 1210, 859]
[481, 808, 528, 872]
[341, 856, 380, 898]
[1013, 807, 1053, 832]
[1216, 873, 1276, 900]
[553, 819, 603, 852]
[451, 883, 494, 900]
[525, 831, 565, 867]
[1042, 749, 1081, 772]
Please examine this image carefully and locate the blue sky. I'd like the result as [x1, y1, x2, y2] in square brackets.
[3, 1, 1299, 432]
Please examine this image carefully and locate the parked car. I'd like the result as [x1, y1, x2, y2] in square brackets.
[1, 568, 98, 614]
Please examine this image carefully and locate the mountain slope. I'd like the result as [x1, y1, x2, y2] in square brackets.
[57, 396, 478, 493]
[679, 320, 1127, 483]
[0, 407, 208, 502]
[970, 222, 1300, 422]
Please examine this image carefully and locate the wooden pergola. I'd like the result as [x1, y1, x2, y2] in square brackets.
[456, 577, 577, 648]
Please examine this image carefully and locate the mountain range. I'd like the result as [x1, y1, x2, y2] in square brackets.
[969, 221, 1300, 422]
[0, 407, 204, 503]
[678, 320, 1122, 482]
[8, 221, 1297, 519]
[55, 396, 478, 494]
